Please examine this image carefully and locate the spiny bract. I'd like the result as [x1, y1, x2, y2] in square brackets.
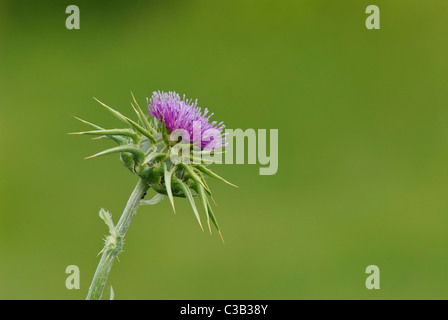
[71, 91, 237, 239]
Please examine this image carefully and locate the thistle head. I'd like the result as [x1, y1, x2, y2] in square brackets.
[148, 91, 226, 151]
[72, 91, 236, 239]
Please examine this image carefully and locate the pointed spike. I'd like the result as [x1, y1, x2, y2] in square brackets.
[178, 163, 210, 193]
[195, 170, 215, 201]
[162, 163, 176, 213]
[69, 129, 139, 143]
[205, 197, 223, 242]
[73, 116, 104, 130]
[209, 194, 217, 206]
[175, 179, 204, 231]
[125, 117, 157, 144]
[85, 145, 145, 164]
[194, 164, 238, 188]
[130, 91, 138, 105]
[72, 116, 127, 145]
[197, 184, 211, 234]
[91, 136, 108, 140]
[218, 231, 225, 244]
[130, 91, 152, 130]
[93, 97, 130, 126]
[130, 103, 144, 126]
[93, 97, 156, 143]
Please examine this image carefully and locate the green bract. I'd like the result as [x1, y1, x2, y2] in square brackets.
[71, 94, 237, 240]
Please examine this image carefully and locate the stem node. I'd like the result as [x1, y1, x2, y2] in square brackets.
[86, 179, 150, 300]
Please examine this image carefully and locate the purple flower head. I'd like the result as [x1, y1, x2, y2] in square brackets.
[147, 91, 226, 151]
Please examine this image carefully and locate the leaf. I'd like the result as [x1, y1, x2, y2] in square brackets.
[85, 145, 145, 164]
[174, 179, 203, 231]
[99, 208, 117, 238]
[162, 163, 176, 213]
[194, 164, 238, 188]
[140, 193, 166, 205]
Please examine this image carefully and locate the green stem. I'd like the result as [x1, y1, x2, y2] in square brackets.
[86, 178, 150, 300]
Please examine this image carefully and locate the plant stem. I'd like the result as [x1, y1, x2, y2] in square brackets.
[86, 178, 150, 300]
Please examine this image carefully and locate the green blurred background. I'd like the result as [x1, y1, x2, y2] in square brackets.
[0, 0, 447, 299]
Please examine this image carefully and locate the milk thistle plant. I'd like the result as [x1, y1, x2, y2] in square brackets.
[72, 91, 236, 300]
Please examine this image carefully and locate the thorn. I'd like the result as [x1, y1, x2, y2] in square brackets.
[130, 102, 138, 114]
[73, 116, 87, 123]
[198, 219, 204, 231]
[218, 231, 225, 244]
[210, 195, 217, 206]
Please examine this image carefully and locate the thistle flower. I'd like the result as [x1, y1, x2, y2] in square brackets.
[72, 91, 236, 300]
[148, 91, 226, 150]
